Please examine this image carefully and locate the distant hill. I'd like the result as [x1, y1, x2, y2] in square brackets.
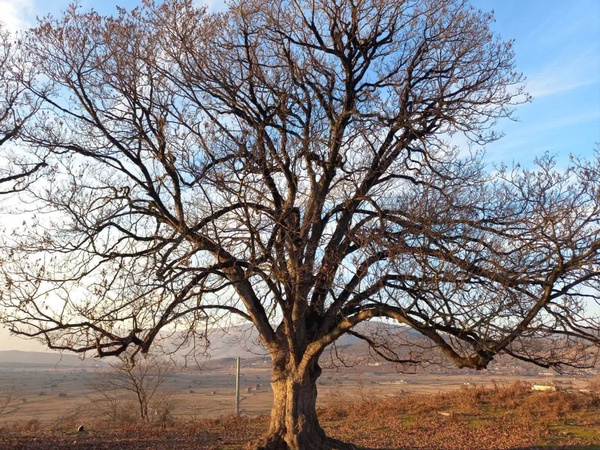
[0, 350, 106, 367]
[198, 321, 419, 362]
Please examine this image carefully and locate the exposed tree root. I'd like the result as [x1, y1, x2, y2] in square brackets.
[248, 433, 359, 450]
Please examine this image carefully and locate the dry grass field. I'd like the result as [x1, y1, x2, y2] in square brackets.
[0, 357, 599, 449]
[0, 358, 594, 422]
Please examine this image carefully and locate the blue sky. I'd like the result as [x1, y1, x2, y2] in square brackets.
[0, 1, 598, 350]
[471, 0, 600, 166]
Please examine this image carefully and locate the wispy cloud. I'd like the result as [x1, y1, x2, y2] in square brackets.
[526, 49, 600, 99]
[483, 106, 600, 164]
[527, 2, 600, 49]
[517, 0, 600, 100]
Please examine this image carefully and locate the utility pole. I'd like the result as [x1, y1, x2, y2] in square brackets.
[235, 356, 241, 417]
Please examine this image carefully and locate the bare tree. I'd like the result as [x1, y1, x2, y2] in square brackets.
[90, 353, 174, 423]
[0, 23, 45, 193]
[0, 1, 598, 448]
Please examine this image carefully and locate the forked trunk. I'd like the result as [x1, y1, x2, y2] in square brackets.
[250, 357, 354, 450]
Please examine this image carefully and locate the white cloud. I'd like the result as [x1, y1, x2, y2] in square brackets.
[194, 0, 226, 12]
[0, 0, 36, 32]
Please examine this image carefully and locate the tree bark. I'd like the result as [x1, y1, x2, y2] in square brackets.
[250, 355, 353, 450]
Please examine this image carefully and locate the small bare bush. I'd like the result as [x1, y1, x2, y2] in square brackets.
[0, 385, 15, 417]
[89, 352, 175, 424]
[587, 374, 600, 393]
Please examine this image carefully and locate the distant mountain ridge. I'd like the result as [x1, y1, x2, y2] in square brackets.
[0, 350, 105, 367]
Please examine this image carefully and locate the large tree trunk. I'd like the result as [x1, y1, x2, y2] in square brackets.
[250, 355, 353, 450]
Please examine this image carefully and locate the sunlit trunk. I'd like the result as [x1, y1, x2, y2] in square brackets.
[250, 354, 352, 450]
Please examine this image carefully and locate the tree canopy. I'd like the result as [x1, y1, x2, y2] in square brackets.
[0, 24, 45, 193]
[0, 0, 598, 448]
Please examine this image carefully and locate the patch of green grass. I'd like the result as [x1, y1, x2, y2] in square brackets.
[465, 417, 494, 429]
[551, 423, 600, 441]
[398, 413, 418, 426]
[538, 447, 600, 450]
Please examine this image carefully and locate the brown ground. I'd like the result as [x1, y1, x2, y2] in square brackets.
[1, 383, 599, 450]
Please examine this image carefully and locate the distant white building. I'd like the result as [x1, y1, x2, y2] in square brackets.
[531, 384, 556, 391]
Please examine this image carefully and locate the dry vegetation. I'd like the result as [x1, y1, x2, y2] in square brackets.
[0, 383, 598, 450]
[321, 382, 600, 449]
